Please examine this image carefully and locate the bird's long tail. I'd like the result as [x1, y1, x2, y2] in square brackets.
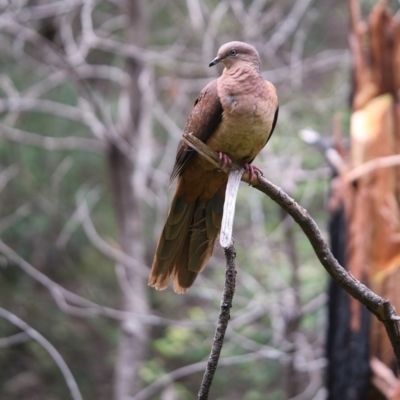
[148, 184, 224, 293]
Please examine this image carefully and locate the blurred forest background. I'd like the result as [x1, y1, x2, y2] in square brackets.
[0, 0, 388, 399]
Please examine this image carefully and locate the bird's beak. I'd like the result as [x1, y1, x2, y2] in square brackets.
[209, 56, 222, 67]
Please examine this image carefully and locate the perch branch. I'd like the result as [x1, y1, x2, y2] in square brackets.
[220, 166, 244, 248]
[182, 132, 400, 371]
[198, 244, 237, 400]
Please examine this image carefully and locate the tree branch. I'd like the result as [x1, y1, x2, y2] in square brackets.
[132, 349, 269, 400]
[0, 332, 30, 348]
[344, 154, 400, 182]
[0, 164, 19, 193]
[0, 98, 106, 140]
[76, 198, 149, 276]
[0, 239, 213, 328]
[182, 132, 400, 371]
[0, 122, 104, 152]
[0, 308, 83, 400]
[198, 244, 237, 400]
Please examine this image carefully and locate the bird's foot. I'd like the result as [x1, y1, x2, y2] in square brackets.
[218, 152, 232, 169]
[244, 163, 263, 184]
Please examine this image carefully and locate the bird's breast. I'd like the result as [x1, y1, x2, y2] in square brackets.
[207, 88, 274, 163]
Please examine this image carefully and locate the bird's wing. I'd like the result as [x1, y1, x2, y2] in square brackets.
[267, 106, 279, 145]
[170, 79, 223, 184]
[264, 80, 279, 146]
[246, 82, 279, 165]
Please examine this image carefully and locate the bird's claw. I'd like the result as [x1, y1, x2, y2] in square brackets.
[244, 163, 263, 184]
[218, 153, 263, 184]
[219, 152, 232, 169]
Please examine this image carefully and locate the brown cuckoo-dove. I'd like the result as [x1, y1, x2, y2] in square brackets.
[149, 41, 279, 293]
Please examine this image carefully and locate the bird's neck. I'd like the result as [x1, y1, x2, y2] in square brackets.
[219, 65, 264, 98]
[223, 63, 262, 80]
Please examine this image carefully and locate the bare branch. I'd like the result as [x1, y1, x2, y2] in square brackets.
[56, 186, 102, 249]
[300, 293, 327, 316]
[0, 122, 104, 152]
[88, 32, 176, 67]
[76, 198, 149, 276]
[1, 0, 83, 23]
[0, 98, 106, 140]
[264, 0, 315, 53]
[0, 204, 30, 234]
[131, 350, 271, 400]
[202, 1, 230, 64]
[24, 65, 130, 100]
[198, 243, 237, 400]
[182, 132, 400, 370]
[60, 12, 85, 66]
[264, 50, 349, 84]
[165, 50, 348, 95]
[228, 329, 286, 360]
[345, 154, 400, 182]
[0, 239, 211, 328]
[186, 0, 205, 30]
[0, 164, 18, 193]
[371, 357, 400, 398]
[229, 300, 271, 329]
[0, 332, 30, 348]
[0, 307, 83, 400]
[0, 22, 133, 158]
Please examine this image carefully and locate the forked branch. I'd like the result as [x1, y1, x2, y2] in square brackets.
[181, 132, 400, 399]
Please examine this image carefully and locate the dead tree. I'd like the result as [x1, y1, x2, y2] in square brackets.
[327, 1, 400, 399]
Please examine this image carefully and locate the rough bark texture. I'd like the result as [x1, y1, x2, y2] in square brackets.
[111, 0, 150, 398]
[326, 202, 371, 400]
[198, 244, 237, 400]
[281, 208, 303, 398]
[327, 1, 400, 399]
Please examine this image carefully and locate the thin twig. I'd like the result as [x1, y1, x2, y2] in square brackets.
[0, 308, 83, 400]
[182, 132, 400, 371]
[198, 244, 237, 400]
[0, 239, 212, 328]
[0, 164, 19, 193]
[0, 122, 104, 152]
[0, 332, 30, 348]
[345, 154, 400, 182]
[77, 199, 149, 276]
[131, 349, 271, 400]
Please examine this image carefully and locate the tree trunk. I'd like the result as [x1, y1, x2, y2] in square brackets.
[327, 1, 400, 399]
[110, 0, 149, 398]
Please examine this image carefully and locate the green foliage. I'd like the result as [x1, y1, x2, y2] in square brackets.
[154, 326, 193, 357]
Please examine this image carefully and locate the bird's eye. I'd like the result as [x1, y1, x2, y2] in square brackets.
[229, 49, 237, 56]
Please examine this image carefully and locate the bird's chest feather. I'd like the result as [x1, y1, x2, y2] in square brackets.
[207, 85, 273, 162]
[221, 92, 267, 139]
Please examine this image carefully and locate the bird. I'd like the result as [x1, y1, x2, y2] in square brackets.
[148, 41, 279, 293]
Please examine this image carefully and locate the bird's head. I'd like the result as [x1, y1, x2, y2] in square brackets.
[209, 41, 261, 70]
